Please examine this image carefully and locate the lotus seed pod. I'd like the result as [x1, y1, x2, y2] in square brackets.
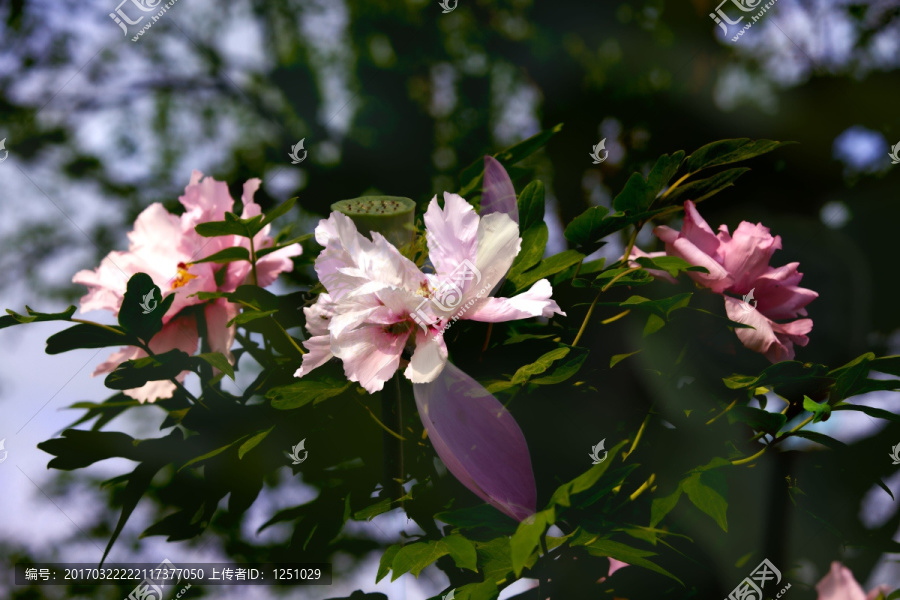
[331, 196, 416, 248]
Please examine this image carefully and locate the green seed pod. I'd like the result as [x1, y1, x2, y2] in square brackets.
[331, 196, 416, 248]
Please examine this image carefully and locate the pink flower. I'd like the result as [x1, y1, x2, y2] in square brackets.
[73, 171, 301, 402]
[816, 562, 890, 600]
[294, 192, 564, 393]
[653, 201, 817, 362]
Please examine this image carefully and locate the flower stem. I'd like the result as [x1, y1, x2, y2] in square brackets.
[621, 224, 641, 265]
[623, 413, 651, 461]
[732, 445, 767, 466]
[571, 292, 600, 347]
[629, 473, 656, 501]
[382, 373, 405, 499]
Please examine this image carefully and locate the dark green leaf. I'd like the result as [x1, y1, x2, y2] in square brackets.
[789, 430, 847, 450]
[647, 151, 686, 195]
[104, 350, 192, 391]
[507, 225, 548, 280]
[610, 350, 642, 368]
[833, 403, 900, 424]
[613, 172, 655, 213]
[803, 396, 831, 423]
[531, 347, 589, 385]
[195, 352, 235, 380]
[46, 323, 132, 354]
[511, 250, 585, 290]
[663, 167, 750, 206]
[510, 508, 554, 576]
[564, 205, 610, 248]
[37, 429, 138, 470]
[683, 138, 791, 174]
[518, 181, 545, 232]
[549, 440, 629, 508]
[650, 486, 683, 528]
[227, 309, 279, 327]
[1, 305, 77, 329]
[683, 470, 728, 532]
[117, 273, 174, 342]
[260, 197, 297, 228]
[101, 461, 162, 566]
[727, 406, 787, 434]
[582, 539, 683, 584]
[268, 379, 352, 409]
[192, 246, 250, 264]
[238, 426, 274, 459]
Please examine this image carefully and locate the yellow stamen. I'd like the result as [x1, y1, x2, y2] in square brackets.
[171, 262, 198, 289]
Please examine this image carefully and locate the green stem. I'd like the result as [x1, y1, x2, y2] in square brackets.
[382, 374, 405, 500]
[732, 445, 767, 466]
[621, 224, 641, 265]
[248, 236, 259, 287]
[659, 172, 691, 201]
[136, 340, 201, 405]
[623, 413, 650, 461]
[70, 318, 127, 336]
[571, 292, 600, 347]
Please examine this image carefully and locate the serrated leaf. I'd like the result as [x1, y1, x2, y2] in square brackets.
[377, 544, 402, 583]
[1, 305, 77, 329]
[510, 347, 570, 385]
[803, 396, 831, 423]
[613, 172, 656, 213]
[583, 539, 683, 584]
[663, 168, 750, 206]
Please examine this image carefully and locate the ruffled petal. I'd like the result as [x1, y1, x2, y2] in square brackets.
[413, 362, 536, 521]
[331, 325, 409, 393]
[294, 335, 334, 378]
[725, 296, 812, 363]
[816, 562, 868, 600]
[718, 221, 782, 290]
[425, 192, 481, 279]
[467, 279, 565, 322]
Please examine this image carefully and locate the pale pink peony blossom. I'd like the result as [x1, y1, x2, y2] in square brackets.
[816, 562, 890, 600]
[294, 192, 564, 393]
[73, 171, 301, 402]
[653, 200, 817, 362]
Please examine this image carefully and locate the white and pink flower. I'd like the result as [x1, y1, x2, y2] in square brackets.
[74, 170, 301, 402]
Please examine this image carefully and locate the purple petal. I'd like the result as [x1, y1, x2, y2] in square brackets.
[413, 362, 536, 521]
[480, 156, 518, 223]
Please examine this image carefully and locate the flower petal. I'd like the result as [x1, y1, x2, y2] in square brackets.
[718, 221, 782, 290]
[413, 362, 536, 521]
[204, 299, 238, 365]
[425, 192, 481, 279]
[480, 156, 518, 223]
[816, 562, 868, 600]
[331, 325, 409, 393]
[725, 296, 812, 363]
[405, 329, 448, 383]
[467, 279, 565, 322]
[294, 335, 334, 378]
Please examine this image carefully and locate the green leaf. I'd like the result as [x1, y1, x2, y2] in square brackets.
[434, 504, 518, 534]
[238, 426, 274, 459]
[650, 486, 683, 528]
[440, 534, 478, 572]
[683, 470, 729, 532]
[833, 403, 900, 424]
[180, 439, 243, 471]
[354, 498, 393, 521]
[803, 396, 831, 423]
[192, 246, 251, 264]
[101, 461, 163, 566]
[647, 151, 686, 195]
[564, 205, 610, 248]
[1, 305, 77, 329]
[633, 255, 708, 277]
[507, 224, 548, 280]
[593, 266, 654, 290]
[663, 167, 750, 206]
[549, 440, 629, 509]
[683, 138, 791, 174]
[829, 353, 875, 402]
[104, 350, 191, 391]
[508, 347, 570, 385]
[268, 379, 352, 409]
[722, 361, 832, 392]
[531, 347, 589, 385]
[518, 181, 545, 232]
[391, 540, 450, 579]
[195, 352, 235, 380]
[510, 508, 554, 576]
[510, 250, 585, 290]
[610, 350, 642, 368]
[789, 430, 847, 450]
[46, 323, 132, 354]
[458, 124, 564, 197]
[377, 544, 402, 583]
[37, 429, 138, 470]
[256, 233, 313, 257]
[453, 581, 500, 600]
[260, 197, 297, 228]
[195, 211, 264, 238]
[117, 273, 175, 342]
[582, 539, 683, 584]
[227, 308, 279, 327]
[613, 172, 655, 213]
[727, 406, 787, 434]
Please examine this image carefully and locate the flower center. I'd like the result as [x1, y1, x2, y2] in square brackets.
[171, 262, 198, 289]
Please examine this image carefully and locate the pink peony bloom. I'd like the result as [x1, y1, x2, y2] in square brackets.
[73, 170, 301, 402]
[653, 200, 817, 362]
[294, 192, 564, 393]
[816, 562, 890, 600]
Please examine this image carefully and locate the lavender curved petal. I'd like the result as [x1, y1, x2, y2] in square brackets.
[413, 361, 536, 521]
[480, 156, 518, 223]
